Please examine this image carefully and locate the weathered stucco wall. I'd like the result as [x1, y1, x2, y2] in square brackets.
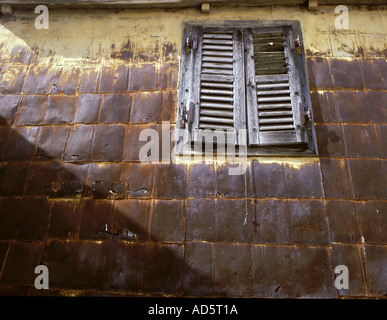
[0, 5, 386, 297]
[0, 5, 386, 64]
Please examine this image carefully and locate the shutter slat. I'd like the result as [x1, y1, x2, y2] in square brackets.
[202, 62, 233, 69]
[201, 95, 234, 102]
[201, 74, 234, 82]
[257, 89, 291, 96]
[200, 109, 234, 117]
[259, 117, 294, 124]
[200, 116, 234, 125]
[259, 124, 295, 131]
[255, 74, 289, 83]
[201, 102, 234, 109]
[203, 39, 233, 45]
[257, 96, 292, 102]
[201, 81, 233, 89]
[257, 83, 289, 90]
[199, 123, 234, 130]
[202, 50, 233, 57]
[202, 56, 234, 63]
[259, 111, 293, 117]
[202, 44, 233, 51]
[258, 103, 292, 109]
[201, 68, 233, 75]
[201, 88, 234, 95]
[203, 33, 233, 40]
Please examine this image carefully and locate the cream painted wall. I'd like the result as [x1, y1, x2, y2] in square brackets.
[0, 5, 386, 67]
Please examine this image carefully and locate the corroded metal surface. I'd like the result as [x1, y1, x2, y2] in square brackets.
[0, 5, 386, 298]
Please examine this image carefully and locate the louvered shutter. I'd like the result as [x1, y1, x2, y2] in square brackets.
[188, 26, 246, 145]
[245, 26, 312, 148]
[177, 22, 317, 155]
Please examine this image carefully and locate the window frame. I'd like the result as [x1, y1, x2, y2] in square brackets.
[175, 20, 318, 157]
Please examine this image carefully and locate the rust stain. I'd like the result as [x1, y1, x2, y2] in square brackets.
[328, 130, 340, 144]
[305, 49, 324, 57]
[163, 42, 176, 58]
[111, 40, 133, 61]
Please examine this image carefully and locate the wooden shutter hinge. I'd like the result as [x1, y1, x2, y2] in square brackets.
[298, 103, 311, 126]
[289, 31, 301, 53]
[179, 102, 195, 129]
[179, 104, 187, 128]
[185, 34, 198, 54]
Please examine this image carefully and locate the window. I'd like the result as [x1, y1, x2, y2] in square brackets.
[176, 21, 318, 157]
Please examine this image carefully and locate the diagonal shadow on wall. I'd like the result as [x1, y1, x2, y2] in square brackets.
[0, 116, 214, 297]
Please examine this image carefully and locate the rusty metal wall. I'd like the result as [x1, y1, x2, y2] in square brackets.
[0, 5, 386, 297]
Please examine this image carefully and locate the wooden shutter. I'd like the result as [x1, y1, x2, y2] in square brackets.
[177, 22, 317, 155]
[245, 26, 311, 147]
[189, 26, 246, 145]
